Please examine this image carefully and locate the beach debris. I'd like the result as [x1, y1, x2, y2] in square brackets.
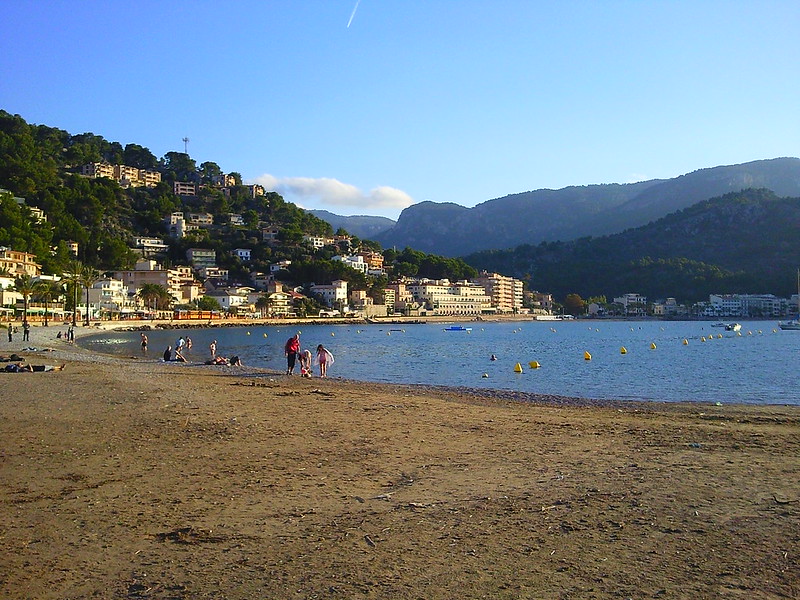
[364, 534, 376, 547]
[774, 494, 797, 504]
[354, 495, 365, 503]
[372, 493, 393, 501]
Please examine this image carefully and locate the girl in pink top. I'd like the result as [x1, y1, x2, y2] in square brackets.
[314, 344, 334, 378]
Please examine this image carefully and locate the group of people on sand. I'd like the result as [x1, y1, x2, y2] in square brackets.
[284, 333, 334, 378]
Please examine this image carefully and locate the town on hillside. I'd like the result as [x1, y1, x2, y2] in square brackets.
[0, 119, 798, 325]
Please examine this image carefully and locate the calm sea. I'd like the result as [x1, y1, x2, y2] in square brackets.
[82, 320, 799, 405]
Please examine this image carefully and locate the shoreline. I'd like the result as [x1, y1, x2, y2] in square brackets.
[2, 323, 798, 598]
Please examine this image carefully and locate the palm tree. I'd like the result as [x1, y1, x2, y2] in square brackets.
[255, 295, 270, 318]
[80, 265, 101, 326]
[34, 279, 62, 327]
[12, 274, 37, 324]
[62, 260, 83, 327]
[137, 283, 172, 315]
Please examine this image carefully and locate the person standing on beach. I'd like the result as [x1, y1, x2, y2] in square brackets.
[7, 325, 12, 343]
[140, 332, 148, 352]
[209, 340, 217, 359]
[284, 333, 300, 375]
[314, 344, 334, 378]
[22, 321, 30, 342]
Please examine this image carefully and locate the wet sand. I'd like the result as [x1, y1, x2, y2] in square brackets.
[1, 323, 798, 599]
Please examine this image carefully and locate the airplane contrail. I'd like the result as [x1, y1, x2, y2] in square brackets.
[347, 0, 361, 28]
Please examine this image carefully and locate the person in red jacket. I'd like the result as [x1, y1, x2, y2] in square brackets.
[284, 333, 300, 375]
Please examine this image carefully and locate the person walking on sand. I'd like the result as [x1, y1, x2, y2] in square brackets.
[284, 333, 300, 375]
[22, 321, 30, 342]
[314, 344, 334, 378]
[140, 332, 148, 352]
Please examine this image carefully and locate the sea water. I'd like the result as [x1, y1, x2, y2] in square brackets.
[82, 320, 799, 405]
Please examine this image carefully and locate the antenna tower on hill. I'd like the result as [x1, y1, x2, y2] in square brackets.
[182, 137, 190, 154]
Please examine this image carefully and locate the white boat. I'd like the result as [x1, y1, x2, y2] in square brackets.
[724, 323, 742, 332]
[779, 269, 800, 331]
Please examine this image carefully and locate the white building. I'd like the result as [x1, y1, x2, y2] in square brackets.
[233, 248, 252, 262]
[311, 280, 348, 308]
[407, 279, 493, 316]
[613, 293, 648, 316]
[332, 254, 368, 274]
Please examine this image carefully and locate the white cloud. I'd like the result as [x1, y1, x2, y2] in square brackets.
[250, 174, 414, 214]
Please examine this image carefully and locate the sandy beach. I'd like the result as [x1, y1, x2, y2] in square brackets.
[1, 323, 798, 599]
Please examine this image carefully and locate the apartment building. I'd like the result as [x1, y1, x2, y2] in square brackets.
[246, 184, 265, 198]
[211, 174, 237, 187]
[262, 226, 281, 244]
[173, 181, 197, 196]
[474, 271, 523, 313]
[407, 279, 493, 316]
[613, 293, 648, 316]
[134, 237, 169, 257]
[187, 213, 214, 227]
[311, 280, 348, 308]
[80, 162, 161, 188]
[0, 247, 41, 276]
[186, 248, 216, 269]
[113, 261, 200, 305]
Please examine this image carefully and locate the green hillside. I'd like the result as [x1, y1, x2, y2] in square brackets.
[465, 189, 800, 302]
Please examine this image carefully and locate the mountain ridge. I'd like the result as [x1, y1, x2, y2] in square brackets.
[375, 158, 800, 256]
[464, 188, 800, 301]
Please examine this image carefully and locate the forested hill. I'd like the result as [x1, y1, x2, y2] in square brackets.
[375, 158, 800, 257]
[464, 189, 800, 302]
[0, 110, 332, 275]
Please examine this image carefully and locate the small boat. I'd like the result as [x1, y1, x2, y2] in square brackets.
[779, 269, 800, 330]
[724, 323, 742, 332]
[711, 322, 727, 328]
[443, 326, 472, 332]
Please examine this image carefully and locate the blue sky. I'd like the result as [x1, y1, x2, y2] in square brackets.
[2, 1, 798, 219]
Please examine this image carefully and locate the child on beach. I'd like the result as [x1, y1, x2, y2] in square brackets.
[299, 349, 313, 377]
[314, 344, 334, 378]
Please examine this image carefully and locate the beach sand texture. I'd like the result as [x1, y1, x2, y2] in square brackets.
[1, 323, 799, 598]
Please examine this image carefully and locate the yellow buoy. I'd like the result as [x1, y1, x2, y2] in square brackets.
[529, 360, 540, 369]
[748, 331, 753, 335]
[331, 332, 335, 336]
[263, 333, 268, 338]
[620, 346, 627, 354]
[246, 331, 251, 335]
[682, 339, 689, 345]
[701, 336, 706, 342]
[482, 373, 489, 378]
[717, 334, 722, 339]
[650, 342, 657, 350]
[737, 331, 742, 336]
[584, 351, 592, 361]
[514, 363, 523, 373]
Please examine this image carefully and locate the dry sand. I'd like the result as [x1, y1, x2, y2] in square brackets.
[1, 323, 798, 599]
